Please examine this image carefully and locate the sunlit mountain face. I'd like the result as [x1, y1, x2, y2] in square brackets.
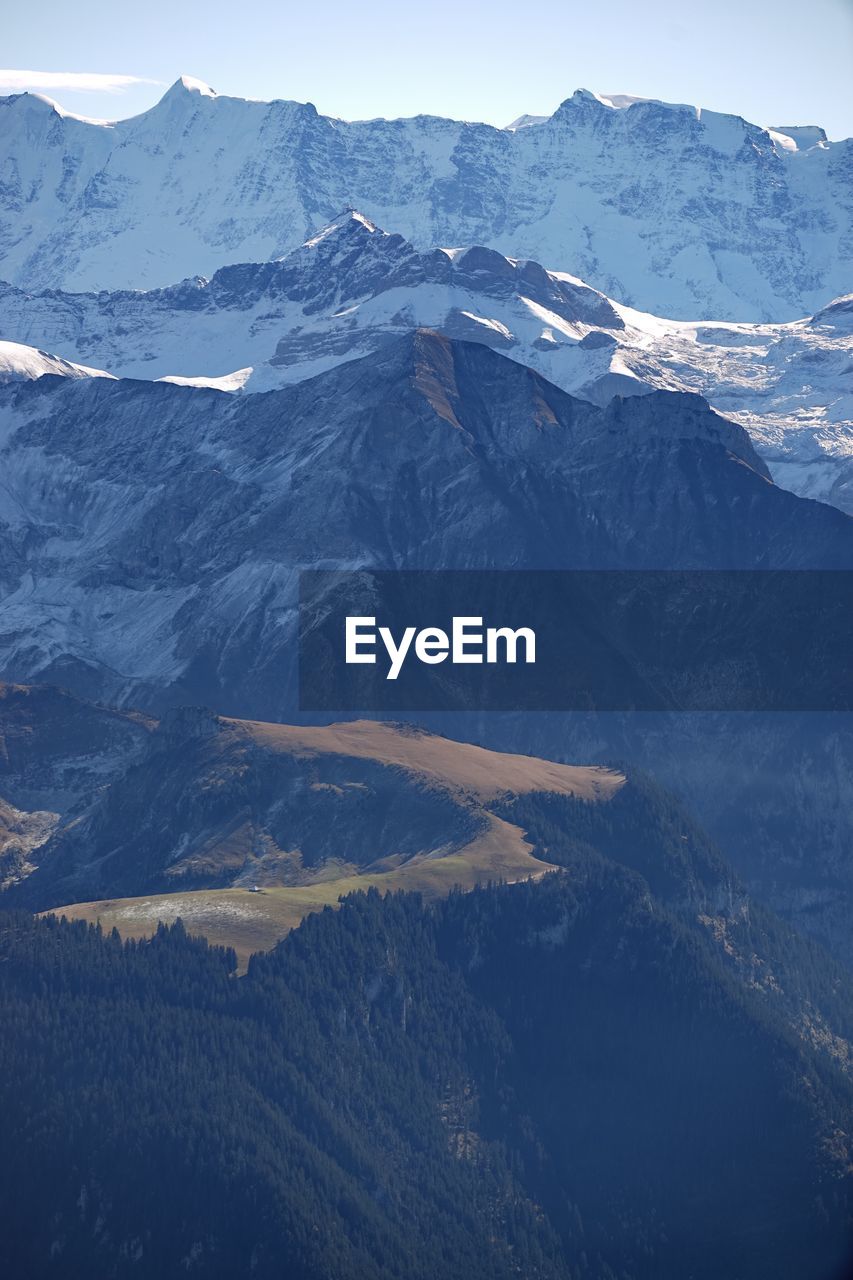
[1, 78, 849, 319]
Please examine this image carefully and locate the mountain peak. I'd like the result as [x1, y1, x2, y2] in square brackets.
[0, 340, 114, 384]
[554, 88, 608, 112]
[554, 88, 698, 120]
[409, 324, 456, 364]
[175, 74, 217, 97]
[0, 82, 847, 317]
[505, 113, 549, 131]
[302, 209, 385, 249]
[4, 91, 60, 116]
[156, 75, 218, 108]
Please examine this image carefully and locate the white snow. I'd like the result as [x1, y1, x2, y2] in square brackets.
[767, 129, 798, 154]
[0, 341, 114, 383]
[26, 93, 116, 127]
[505, 114, 550, 130]
[458, 312, 514, 340]
[177, 75, 217, 97]
[303, 209, 383, 248]
[0, 80, 848, 320]
[158, 368, 254, 392]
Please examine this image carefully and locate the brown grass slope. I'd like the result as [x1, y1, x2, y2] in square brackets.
[44, 716, 623, 966]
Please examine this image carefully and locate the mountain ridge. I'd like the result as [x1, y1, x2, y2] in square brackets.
[2, 81, 849, 318]
[3, 333, 853, 970]
[1, 329, 848, 718]
[4, 687, 852, 1103]
[2, 212, 850, 510]
[8, 707, 621, 959]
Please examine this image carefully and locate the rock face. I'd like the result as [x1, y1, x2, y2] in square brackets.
[1, 214, 850, 512]
[0, 682, 152, 887]
[1, 79, 850, 319]
[0, 213, 625, 393]
[5, 329, 853, 715]
[0, 682, 151, 812]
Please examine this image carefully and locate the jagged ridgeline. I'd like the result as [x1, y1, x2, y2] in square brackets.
[1, 79, 849, 319]
[3, 325, 853, 972]
[2, 331, 851, 717]
[2, 212, 850, 512]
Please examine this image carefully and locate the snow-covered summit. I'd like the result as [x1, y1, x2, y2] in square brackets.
[151, 75, 218, 112]
[564, 91, 829, 152]
[769, 124, 828, 151]
[302, 209, 385, 248]
[173, 74, 217, 98]
[505, 113, 549, 131]
[0, 81, 849, 319]
[811, 294, 853, 330]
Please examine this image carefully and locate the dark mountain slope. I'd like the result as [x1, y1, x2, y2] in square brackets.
[4, 337, 853, 965]
[1, 332, 852, 717]
[0, 682, 151, 808]
[5, 701, 850, 1101]
[0, 873, 850, 1280]
[0, 682, 151, 888]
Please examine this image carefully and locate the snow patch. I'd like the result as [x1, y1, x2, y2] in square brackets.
[158, 367, 253, 393]
[0, 341, 114, 383]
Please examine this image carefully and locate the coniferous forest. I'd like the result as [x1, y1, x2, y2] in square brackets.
[1, 781, 851, 1279]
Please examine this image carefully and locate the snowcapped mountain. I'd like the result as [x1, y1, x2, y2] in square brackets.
[1, 77, 850, 320]
[0, 210, 626, 391]
[2, 212, 850, 510]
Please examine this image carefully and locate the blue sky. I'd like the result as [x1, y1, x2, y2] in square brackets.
[2, 0, 852, 138]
